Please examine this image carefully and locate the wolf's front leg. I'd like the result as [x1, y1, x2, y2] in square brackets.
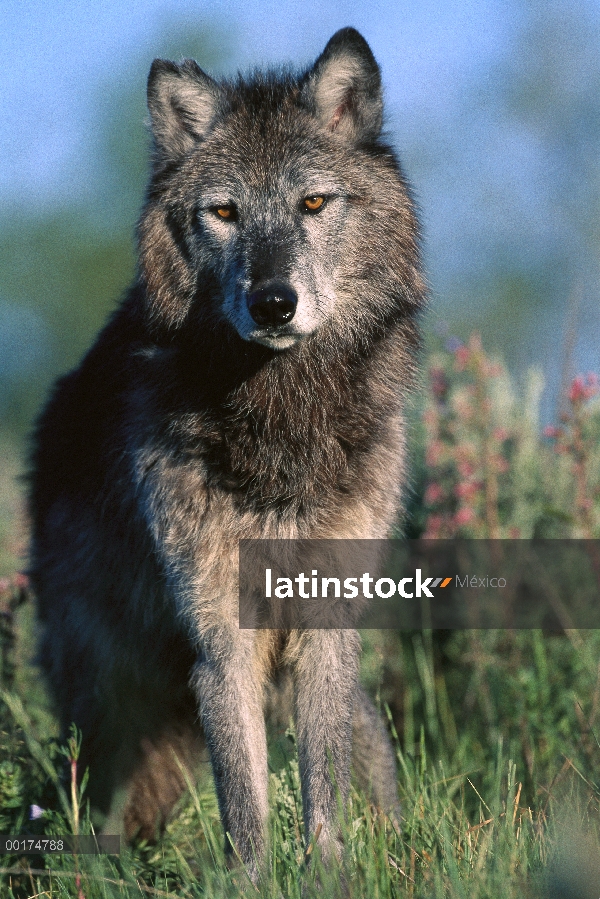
[289, 629, 361, 864]
[192, 631, 268, 882]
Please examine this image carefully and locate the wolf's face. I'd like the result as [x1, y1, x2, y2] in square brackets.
[195, 125, 353, 350]
[141, 30, 395, 349]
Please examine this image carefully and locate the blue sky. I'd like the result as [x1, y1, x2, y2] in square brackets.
[2, 0, 515, 207]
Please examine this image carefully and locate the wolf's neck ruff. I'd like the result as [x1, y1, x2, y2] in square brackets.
[134, 313, 416, 517]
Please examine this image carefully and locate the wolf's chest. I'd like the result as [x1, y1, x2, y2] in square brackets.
[200, 410, 347, 516]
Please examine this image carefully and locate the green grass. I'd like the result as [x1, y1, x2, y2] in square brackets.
[1, 335, 600, 897]
[2, 619, 600, 897]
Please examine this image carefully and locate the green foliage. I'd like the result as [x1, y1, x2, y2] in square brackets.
[1, 639, 600, 897]
[1, 334, 600, 895]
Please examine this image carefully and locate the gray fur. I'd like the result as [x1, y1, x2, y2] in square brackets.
[29, 27, 425, 883]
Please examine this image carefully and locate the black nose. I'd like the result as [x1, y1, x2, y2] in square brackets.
[247, 282, 297, 327]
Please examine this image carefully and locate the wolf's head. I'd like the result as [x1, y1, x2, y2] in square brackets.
[138, 28, 422, 351]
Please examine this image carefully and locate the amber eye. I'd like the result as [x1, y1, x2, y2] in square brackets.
[303, 195, 325, 213]
[212, 205, 237, 221]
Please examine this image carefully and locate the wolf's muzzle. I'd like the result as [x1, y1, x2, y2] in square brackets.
[247, 282, 298, 327]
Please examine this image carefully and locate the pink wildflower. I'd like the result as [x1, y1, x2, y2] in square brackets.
[14, 572, 29, 590]
[424, 483, 444, 505]
[455, 481, 481, 501]
[453, 507, 476, 528]
[429, 366, 448, 399]
[454, 345, 470, 371]
[543, 425, 561, 439]
[457, 460, 475, 479]
[423, 514, 444, 538]
[568, 373, 599, 404]
[492, 456, 509, 474]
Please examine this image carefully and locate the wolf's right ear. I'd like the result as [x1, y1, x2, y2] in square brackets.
[302, 28, 383, 143]
[147, 59, 221, 160]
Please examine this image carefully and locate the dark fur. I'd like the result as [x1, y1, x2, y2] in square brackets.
[29, 28, 425, 881]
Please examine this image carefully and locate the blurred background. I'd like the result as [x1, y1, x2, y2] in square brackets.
[1, 0, 599, 487]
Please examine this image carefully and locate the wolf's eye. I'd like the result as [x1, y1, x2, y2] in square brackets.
[303, 196, 326, 213]
[211, 205, 238, 221]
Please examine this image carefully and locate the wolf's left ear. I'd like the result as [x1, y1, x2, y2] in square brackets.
[302, 28, 382, 143]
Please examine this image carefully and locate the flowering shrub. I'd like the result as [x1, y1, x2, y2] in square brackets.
[419, 333, 600, 538]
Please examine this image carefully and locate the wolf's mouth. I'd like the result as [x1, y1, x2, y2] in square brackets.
[250, 327, 303, 350]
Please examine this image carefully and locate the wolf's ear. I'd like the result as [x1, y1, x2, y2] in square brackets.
[147, 59, 221, 159]
[303, 28, 383, 143]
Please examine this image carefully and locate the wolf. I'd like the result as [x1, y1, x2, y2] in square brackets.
[29, 27, 425, 881]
